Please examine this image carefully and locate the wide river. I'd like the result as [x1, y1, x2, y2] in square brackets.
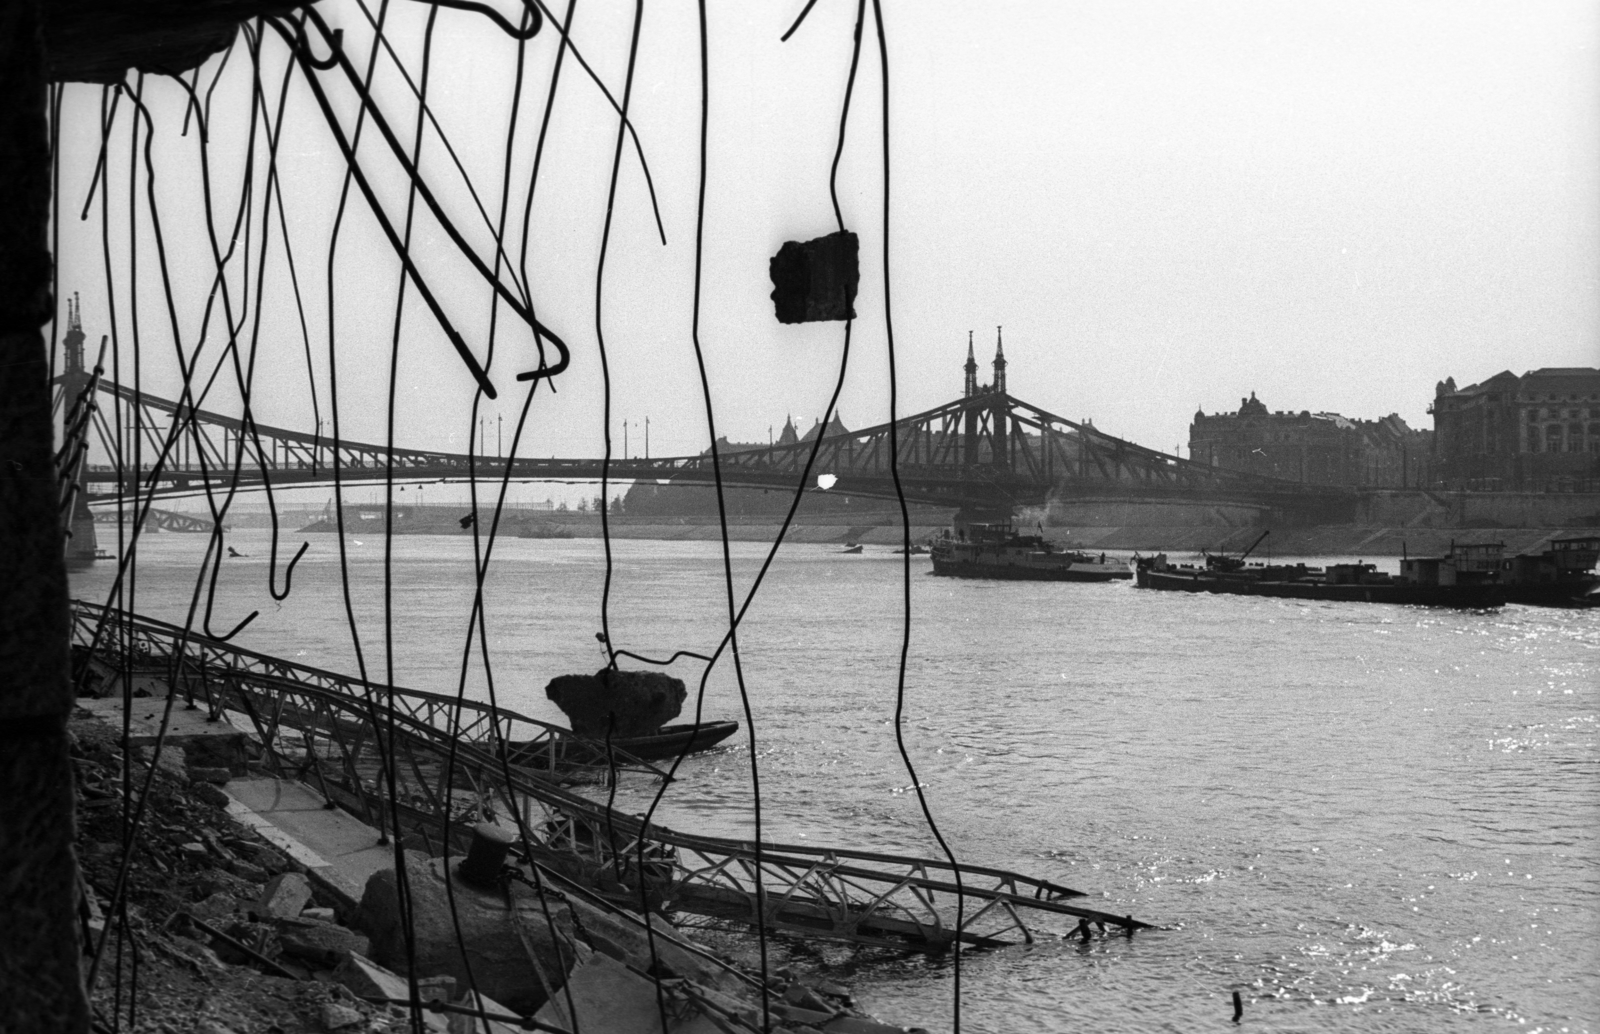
[71, 530, 1598, 1034]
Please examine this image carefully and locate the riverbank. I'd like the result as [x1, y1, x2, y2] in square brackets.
[282, 508, 1591, 557]
[68, 689, 923, 1034]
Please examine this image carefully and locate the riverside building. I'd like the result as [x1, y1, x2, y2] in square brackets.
[1430, 368, 1600, 491]
[1188, 392, 1433, 488]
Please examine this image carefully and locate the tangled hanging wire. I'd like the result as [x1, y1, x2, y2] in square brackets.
[51, 2, 974, 1032]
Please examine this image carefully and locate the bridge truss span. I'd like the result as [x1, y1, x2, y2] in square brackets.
[69, 602, 1155, 951]
[69, 376, 1352, 518]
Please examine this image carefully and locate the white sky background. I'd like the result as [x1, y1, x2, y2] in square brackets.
[52, 0, 1600, 485]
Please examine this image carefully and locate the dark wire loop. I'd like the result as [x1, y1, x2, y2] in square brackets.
[422, 0, 543, 39]
[266, 11, 501, 401]
[268, 540, 310, 601]
[202, 543, 260, 642]
[610, 648, 715, 667]
[286, 8, 577, 396]
[296, 17, 344, 69]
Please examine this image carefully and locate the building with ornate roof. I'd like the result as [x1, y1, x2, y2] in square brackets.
[1430, 367, 1600, 490]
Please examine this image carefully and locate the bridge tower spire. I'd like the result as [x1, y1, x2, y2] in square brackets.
[63, 292, 85, 376]
[992, 325, 1006, 396]
[991, 326, 1010, 469]
[963, 331, 977, 398]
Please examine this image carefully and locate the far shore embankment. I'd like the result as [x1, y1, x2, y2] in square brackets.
[259, 505, 1600, 557]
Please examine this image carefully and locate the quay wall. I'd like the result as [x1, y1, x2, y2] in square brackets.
[1057, 525, 1591, 557]
[1350, 489, 1600, 530]
[238, 496, 1600, 556]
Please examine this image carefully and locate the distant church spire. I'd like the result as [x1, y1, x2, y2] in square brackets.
[963, 331, 978, 398]
[992, 325, 1006, 395]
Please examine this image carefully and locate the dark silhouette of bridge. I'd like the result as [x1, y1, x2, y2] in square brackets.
[58, 335, 1354, 522]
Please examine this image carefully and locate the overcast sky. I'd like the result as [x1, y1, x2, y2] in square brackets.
[55, 0, 1599, 474]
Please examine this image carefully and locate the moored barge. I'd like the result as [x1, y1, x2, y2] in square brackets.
[1134, 539, 1506, 608]
[1500, 535, 1600, 607]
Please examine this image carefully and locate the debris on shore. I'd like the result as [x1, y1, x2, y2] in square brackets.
[69, 706, 929, 1034]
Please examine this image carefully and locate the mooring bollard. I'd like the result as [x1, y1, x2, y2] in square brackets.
[1232, 990, 1243, 1023]
[456, 822, 515, 888]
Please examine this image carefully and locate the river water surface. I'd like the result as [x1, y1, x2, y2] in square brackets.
[71, 531, 1599, 1033]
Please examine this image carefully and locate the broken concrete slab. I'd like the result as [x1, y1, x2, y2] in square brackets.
[75, 694, 249, 765]
[276, 917, 370, 967]
[446, 990, 521, 1034]
[356, 850, 573, 1014]
[530, 953, 681, 1034]
[333, 953, 450, 1033]
[223, 777, 390, 913]
[318, 1002, 363, 1030]
[563, 891, 746, 995]
[254, 872, 313, 919]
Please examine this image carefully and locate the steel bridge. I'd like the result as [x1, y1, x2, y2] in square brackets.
[63, 375, 1353, 521]
[70, 601, 1153, 952]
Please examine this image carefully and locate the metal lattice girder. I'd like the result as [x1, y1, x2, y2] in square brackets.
[76, 380, 1352, 515]
[70, 601, 1156, 951]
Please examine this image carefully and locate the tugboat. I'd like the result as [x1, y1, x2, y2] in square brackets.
[1133, 534, 1505, 608]
[930, 521, 1130, 582]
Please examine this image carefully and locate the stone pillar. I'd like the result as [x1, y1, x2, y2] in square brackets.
[0, 1, 90, 1030]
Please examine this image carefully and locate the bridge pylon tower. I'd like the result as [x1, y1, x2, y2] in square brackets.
[54, 295, 100, 564]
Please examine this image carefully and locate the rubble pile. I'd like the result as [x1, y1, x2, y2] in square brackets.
[69, 707, 928, 1034]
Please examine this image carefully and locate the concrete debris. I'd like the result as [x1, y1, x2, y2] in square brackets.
[67, 695, 916, 1034]
[232, 837, 294, 874]
[277, 916, 371, 967]
[255, 871, 314, 918]
[229, 858, 270, 883]
[355, 850, 573, 1014]
[785, 983, 837, 1014]
[530, 953, 674, 1033]
[545, 668, 687, 738]
[187, 765, 233, 785]
[446, 990, 521, 1034]
[564, 892, 744, 994]
[332, 953, 450, 1033]
[319, 1001, 364, 1030]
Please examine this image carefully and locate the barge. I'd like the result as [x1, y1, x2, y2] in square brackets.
[1133, 536, 1506, 608]
[1500, 535, 1600, 607]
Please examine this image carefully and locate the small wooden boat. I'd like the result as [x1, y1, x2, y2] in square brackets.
[590, 720, 741, 761]
[839, 544, 863, 554]
[504, 719, 740, 768]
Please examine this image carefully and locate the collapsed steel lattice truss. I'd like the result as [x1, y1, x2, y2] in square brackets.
[71, 602, 1154, 950]
[68, 377, 1349, 514]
